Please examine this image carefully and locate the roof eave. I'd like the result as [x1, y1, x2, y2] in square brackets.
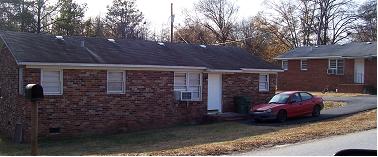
[274, 55, 376, 60]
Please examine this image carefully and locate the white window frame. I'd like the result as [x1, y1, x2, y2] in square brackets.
[174, 72, 202, 101]
[19, 67, 24, 95]
[41, 69, 63, 95]
[300, 60, 308, 71]
[328, 59, 344, 75]
[107, 71, 126, 94]
[259, 74, 269, 92]
[282, 60, 288, 70]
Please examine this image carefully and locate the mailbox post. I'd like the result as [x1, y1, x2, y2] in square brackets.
[25, 84, 44, 156]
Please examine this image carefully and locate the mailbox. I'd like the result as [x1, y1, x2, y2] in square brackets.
[25, 84, 44, 102]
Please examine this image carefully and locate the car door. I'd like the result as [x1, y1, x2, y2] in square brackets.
[299, 92, 315, 115]
[286, 93, 303, 117]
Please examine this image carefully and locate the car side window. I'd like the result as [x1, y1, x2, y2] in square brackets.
[291, 93, 302, 103]
[300, 92, 313, 101]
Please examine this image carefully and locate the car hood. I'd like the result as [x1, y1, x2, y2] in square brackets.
[252, 103, 283, 111]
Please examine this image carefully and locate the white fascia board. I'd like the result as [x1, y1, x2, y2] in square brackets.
[205, 69, 242, 73]
[274, 55, 377, 60]
[241, 68, 283, 73]
[274, 56, 343, 60]
[21, 62, 207, 71]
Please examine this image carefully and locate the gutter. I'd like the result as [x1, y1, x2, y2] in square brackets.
[274, 55, 377, 60]
[20, 62, 283, 73]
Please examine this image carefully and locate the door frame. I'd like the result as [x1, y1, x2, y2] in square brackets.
[354, 58, 365, 84]
[207, 73, 223, 113]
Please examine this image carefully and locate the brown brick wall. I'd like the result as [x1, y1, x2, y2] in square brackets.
[20, 69, 207, 141]
[365, 57, 377, 88]
[278, 59, 356, 92]
[222, 73, 277, 112]
[0, 47, 24, 141]
[1, 49, 277, 142]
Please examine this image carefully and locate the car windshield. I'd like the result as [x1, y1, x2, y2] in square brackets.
[268, 93, 290, 104]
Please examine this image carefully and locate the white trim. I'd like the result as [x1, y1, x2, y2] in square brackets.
[240, 68, 284, 73]
[275, 55, 376, 60]
[107, 71, 126, 94]
[20, 62, 207, 70]
[173, 72, 202, 101]
[41, 69, 63, 95]
[300, 59, 308, 71]
[18, 67, 24, 95]
[281, 60, 288, 71]
[21, 62, 282, 73]
[207, 73, 223, 112]
[258, 74, 269, 92]
[328, 59, 344, 75]
[205, 69, 242, 73]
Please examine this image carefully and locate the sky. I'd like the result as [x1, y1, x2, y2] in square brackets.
[73, 0, 266, 32]
[73, 0, 365, 33]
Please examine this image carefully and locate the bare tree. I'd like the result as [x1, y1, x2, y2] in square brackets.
[299, 0, 317, 46]
[33, 0, 63, 33]
[352, 0, 377, 42]
[192, 0, 239, 43]
[266, 0, 301, 47]
[314, 0, 357, 44]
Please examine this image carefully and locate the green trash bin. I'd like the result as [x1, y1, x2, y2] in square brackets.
[234, 96, 251, 114]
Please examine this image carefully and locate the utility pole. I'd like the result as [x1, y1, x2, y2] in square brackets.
[170, 3, 174, 43]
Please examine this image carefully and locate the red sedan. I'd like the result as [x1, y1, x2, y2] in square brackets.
[250, 91, 324, 122]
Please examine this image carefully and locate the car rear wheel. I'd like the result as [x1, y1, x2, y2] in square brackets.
[276, 110, 287, 123]
[312, 105, 321, 117]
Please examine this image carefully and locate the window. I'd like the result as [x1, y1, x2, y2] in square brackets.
[328, 59, 344, 75]
[300, 60, 308, 70]
[282, 60, 288, 70]
[290, 93, 302, 103]
[259, 74, 269, 92]
[300, 92, 313, 101]
[174, 72, 202, 100]
[41, 69, 63, 95]
[107, 71, 125, 94]
[19, 68, 24, 95]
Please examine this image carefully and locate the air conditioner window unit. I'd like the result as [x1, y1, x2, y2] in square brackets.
[180, 91, 192, 101]
[327, 69, 336, 74]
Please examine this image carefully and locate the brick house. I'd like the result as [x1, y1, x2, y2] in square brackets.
[0, 31, 281, 142]
[275, 42, 377, 93]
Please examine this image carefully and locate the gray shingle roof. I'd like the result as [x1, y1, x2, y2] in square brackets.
[0, 31, 280, 70]
[276, 42, 377, 59]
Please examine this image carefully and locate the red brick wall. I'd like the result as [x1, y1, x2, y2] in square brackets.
[0, 47, 24, 141]
[278, 59, 355, 92]
[222, 73, 277, 112]
[365, 57, 377, 88]
[20, 69, 208, 141]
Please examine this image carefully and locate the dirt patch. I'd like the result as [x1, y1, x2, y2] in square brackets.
[323, 101, 347, 110]
[310, 92, 368, 97]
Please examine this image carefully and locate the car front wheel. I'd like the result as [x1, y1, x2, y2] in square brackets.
[312, 105, 321, 117]
[276, 110, 287, 122]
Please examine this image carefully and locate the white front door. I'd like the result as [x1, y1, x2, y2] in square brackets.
[207, 74, 222, 112]
[354, 59, 365, 83]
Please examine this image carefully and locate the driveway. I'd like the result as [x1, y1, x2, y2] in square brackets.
[249, 95, 377, 125]
[236, 129, 377, 156]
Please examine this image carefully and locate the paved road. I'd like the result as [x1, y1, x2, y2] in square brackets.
[247, 95, 377, 125]
[237, 129, 377, 156]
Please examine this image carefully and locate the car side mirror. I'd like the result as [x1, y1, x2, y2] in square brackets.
[288, 100, 295, 104]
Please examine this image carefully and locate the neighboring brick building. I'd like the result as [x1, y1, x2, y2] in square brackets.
[0, 31, 281, 142]
[275, 42, 377, 93]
